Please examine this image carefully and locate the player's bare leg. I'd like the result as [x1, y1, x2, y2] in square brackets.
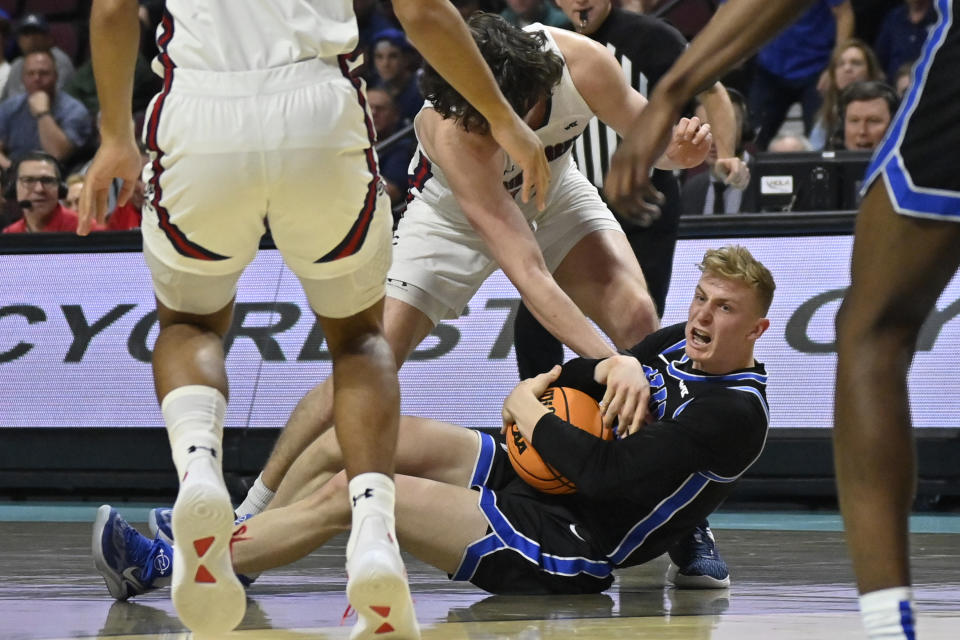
[318, 296, 436, 640]
[152, 298, 246, 635]
[232, 471, 488, 581]
[552, 229, 659, 348]
[834, 184, 960, 632]
[242, 296, 433, 516]
[271, 416, 481, 508]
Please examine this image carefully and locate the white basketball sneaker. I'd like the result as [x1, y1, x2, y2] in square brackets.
[170, 455, 246, 635]
[346, 515, 420, 639]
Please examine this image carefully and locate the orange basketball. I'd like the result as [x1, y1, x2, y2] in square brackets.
[506, 386, 611, 495]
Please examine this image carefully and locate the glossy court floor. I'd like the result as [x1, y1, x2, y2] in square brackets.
[1, 506, 959, 640]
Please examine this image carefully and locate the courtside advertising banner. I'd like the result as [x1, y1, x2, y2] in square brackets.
[1, 235, 958, 429]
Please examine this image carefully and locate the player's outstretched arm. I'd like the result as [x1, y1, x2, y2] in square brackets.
[394, 0, 550, 211]
[605, 0, 815, 217]
[79, 0, 141, 235]
[431, 120, 614, 360]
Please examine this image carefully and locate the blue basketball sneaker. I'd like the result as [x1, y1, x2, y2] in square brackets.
[92, 505, 173, 600]
[666, 520, 731, 589]
[148, 506, 258, 587]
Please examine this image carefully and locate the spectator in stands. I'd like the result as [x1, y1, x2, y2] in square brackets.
[748, 0, 854, 149]
[370, 28, 423, 123]
[893, 62, 913, 98]
[367, 87, 416, 208]
[0, 10, 11, 96]
[64, 172, 83, 211]
[501, 0, 572, 28]
[0, 50, 92, 171]
[768, 133, 814, 152]
[682, 94, 758, 215]
[810, 39, 884, 150]
[841, 80, 898, 151]
[354, 0, 395, 82]
[875, 0, 936, 85]
[1, 14, 76, 101]
[2, 150, 101, 233]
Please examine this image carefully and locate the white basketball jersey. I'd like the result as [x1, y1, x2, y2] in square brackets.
[159, 0, 358, 71]
[407, 24, 595, 221]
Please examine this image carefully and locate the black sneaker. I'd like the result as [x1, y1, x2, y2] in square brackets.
[665, 521, 730, 589]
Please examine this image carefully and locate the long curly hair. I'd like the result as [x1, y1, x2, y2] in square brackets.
[419, 12, 564, 135]
[818, 39, 884, 148]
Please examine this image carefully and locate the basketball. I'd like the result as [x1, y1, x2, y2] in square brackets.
[506, 386, 611, 495]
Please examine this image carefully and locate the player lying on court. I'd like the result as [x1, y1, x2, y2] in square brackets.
[224, 9, 712, 559]
[93, 245, 774, 597]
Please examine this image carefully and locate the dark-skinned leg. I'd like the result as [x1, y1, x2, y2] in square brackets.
[834, 184, 960, 634]
[153, 297, 247, 635]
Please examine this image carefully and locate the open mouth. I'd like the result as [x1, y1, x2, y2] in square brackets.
[690, 328, 712, 346]
[578, 9, 590, 29]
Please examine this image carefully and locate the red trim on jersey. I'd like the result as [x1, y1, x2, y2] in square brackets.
[405, 151, 433, 203]
[316, 55, 381, 263]
[143, 11, 228, 261]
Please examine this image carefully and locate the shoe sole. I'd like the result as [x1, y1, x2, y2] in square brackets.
[92, 505, 132, 601]
[666, 562, 731, 589]
[347, 549, 420, 639]
[171, 479, 246, 635]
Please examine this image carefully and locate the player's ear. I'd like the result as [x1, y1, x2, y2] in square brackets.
[747, 317, 770, 342]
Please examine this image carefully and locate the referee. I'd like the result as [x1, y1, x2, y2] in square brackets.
[514, 0, 749, 379]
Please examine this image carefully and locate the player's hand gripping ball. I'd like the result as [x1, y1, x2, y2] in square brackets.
[506, 386, 613, 494]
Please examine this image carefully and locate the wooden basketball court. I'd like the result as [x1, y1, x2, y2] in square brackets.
[2, 508, 958, 639]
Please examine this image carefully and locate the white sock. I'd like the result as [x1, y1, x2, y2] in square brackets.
[345, 473, 397, 560]
[860, 587, 916, 640]
[161, 385, 226, 481]
[235, 473, 276, 518]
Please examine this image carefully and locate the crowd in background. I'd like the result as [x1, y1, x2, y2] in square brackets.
[0, 0, 935, 232]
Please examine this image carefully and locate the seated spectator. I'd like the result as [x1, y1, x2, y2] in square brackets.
[893, 61, 913, 97]
[500, 0, 572, 28]
[809, 39, 884, 150]
[0, 50, 92, 171]
[64, 172, 83, 210]
[367, 87, 416, 208]
[370, 29, 423, 123]
[1, 14, 76, 101]
[748, 0, 854, 149]
[768, 133, 814, 152]
[682, 92, 757, 215]
[0, 11, 11, 96]
[2, 151, 102, 233]
[840, 80, 898, 151]
[875, 0, 936, 84]
[353, 0, 395, 82]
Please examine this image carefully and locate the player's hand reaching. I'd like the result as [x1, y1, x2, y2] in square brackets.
[78, 136, 142, 236]
[488, 112, 550, 211]
[662, 116, 712, 170]
[593, 355, 650, 437]
[502, 365, 561, 441]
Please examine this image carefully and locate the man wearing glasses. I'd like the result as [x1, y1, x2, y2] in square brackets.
[2, 150, 102, 233]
